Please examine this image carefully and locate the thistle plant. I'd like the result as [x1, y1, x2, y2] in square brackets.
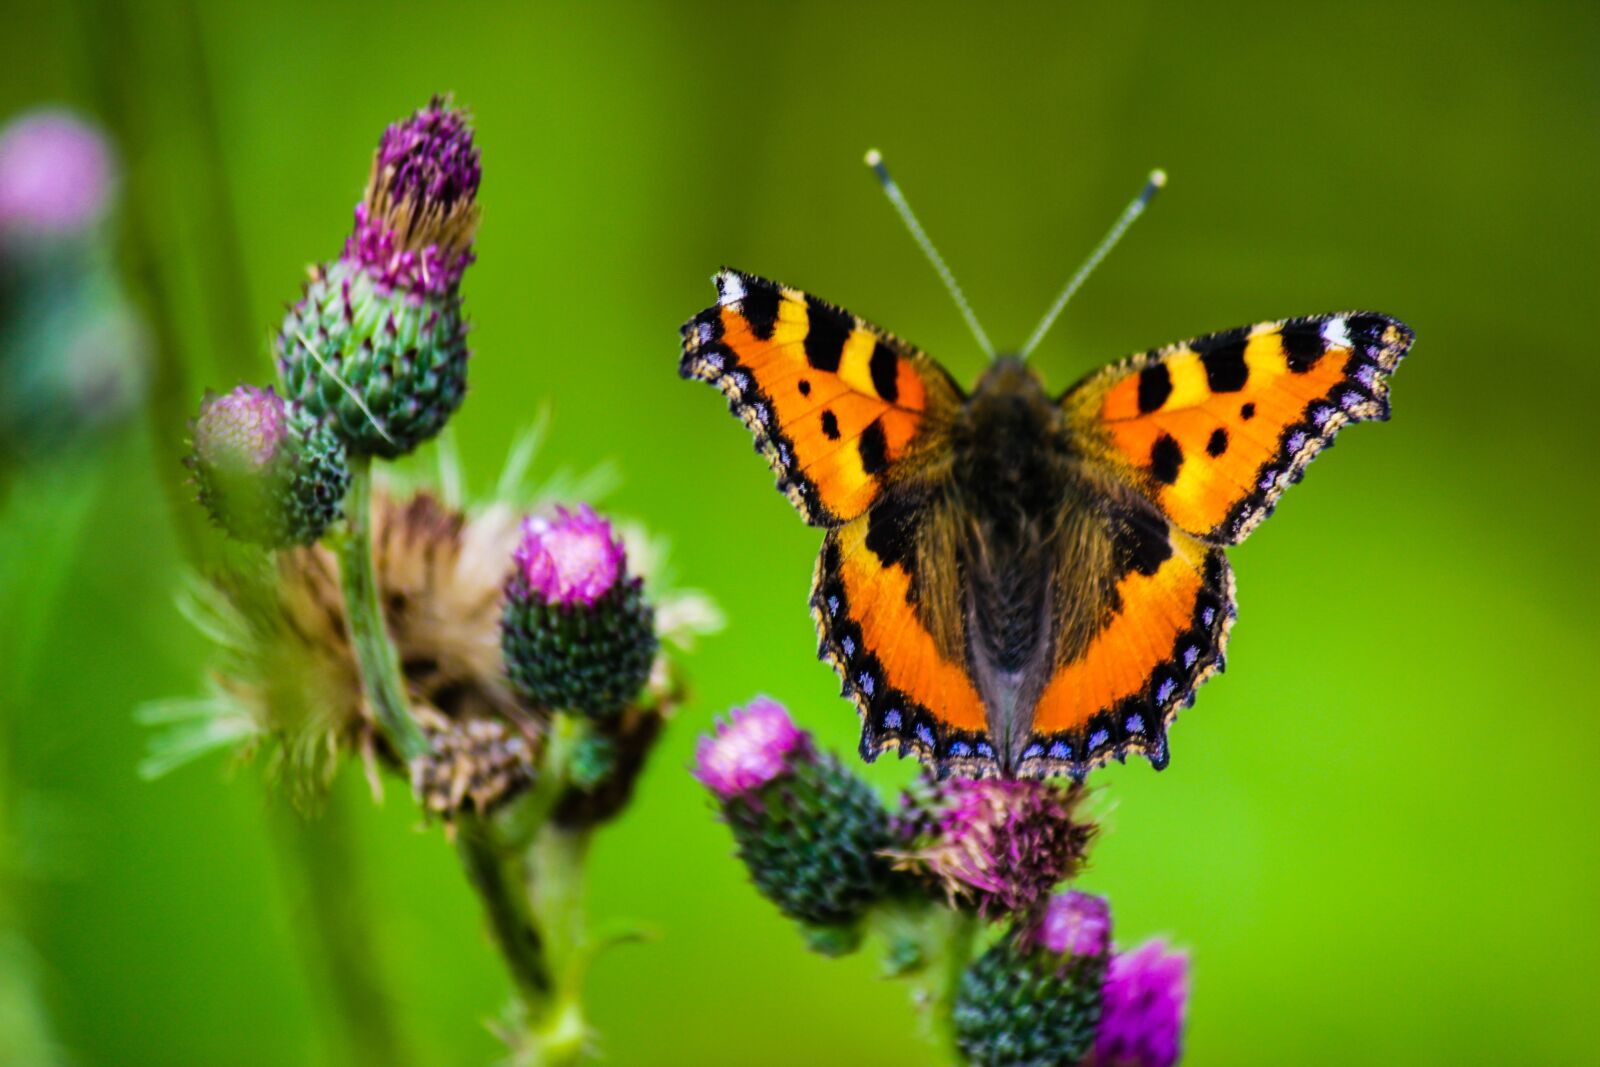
[694, 700, 1190, 1067]
[145, 96, 719, 1065]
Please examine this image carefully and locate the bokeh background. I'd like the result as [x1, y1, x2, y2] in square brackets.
[2, 2, 1596, 1064]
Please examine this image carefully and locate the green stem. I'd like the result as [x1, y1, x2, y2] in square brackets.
[459, 715, 593, 1065]
[334, 454, 428, 761]
[526, 826, 591, 1063]
[458, 820, 552, 1007]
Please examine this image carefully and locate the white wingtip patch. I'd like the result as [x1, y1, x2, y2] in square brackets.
[718, 272, 746, 306]
[1322, 317, 1352, 350]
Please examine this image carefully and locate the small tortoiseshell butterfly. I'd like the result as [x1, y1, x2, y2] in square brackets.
[680, 160, 1412, 780]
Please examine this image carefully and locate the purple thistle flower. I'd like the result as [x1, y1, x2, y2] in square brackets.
[0, 109, 114, 238]
[894, 777, 1094, 919]
[501, 502, 655, 719]
[1034, 889, 1112, 959]
[512, 504, 626, 607]
[343, 95, 480, 296]
[693, 696, 804, 800]
[373, 98, 480, 212]
[1085, 938, 1189, 1067]
[193, 385, 288, 470]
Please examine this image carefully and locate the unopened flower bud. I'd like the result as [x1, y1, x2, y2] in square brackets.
[694, 698, 894, 939]
[500, 505, 656, 718]
[187, 385, 348, 547]
[953, 891, 1112, 1066]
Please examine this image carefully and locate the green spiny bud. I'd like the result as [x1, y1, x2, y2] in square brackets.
[186, 385, 347, 548]
[275, 97, 478, 457]
[695, 698, 895, 934]
[953, 891, 1112, 1066]
[500, 505, 657, 719]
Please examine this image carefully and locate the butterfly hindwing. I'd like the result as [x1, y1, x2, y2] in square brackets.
[810, 488, 1011, 777]
[680, 269, 962, 527]
[1063, 313, 1413, 544]
[1017, 506, 1236, 778]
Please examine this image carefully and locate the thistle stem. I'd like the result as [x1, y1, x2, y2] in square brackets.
[461, 715, 593, 1065]
[525, 826, 592, 1065]
[458, 821, 552, 1006]
[334, 454, 429, 761]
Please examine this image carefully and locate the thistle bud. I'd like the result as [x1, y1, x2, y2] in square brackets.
[953, 891, 1112, 1066]
[276, 96, 479, 457]
[1083, 939, 1189, 1067]
[186, 385, 348, 548]
[892, 776, 1094, 920]
[694, 698, 894, 939]
[500, 505, 656, 718]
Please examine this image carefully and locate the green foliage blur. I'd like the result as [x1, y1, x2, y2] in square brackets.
[2, 2, 1596, 1064]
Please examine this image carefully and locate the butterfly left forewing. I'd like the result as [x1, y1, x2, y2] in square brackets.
[680, 269, 962, 527]
[1063, 312, 1413, 543]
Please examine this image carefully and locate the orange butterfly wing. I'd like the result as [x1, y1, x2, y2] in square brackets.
[1063, 313, 1413, 543]
[810, 491, 1002, 775]
[1011, 312, 1412, 776]
[679, 269, 962, 526]
[1017, 513, 1235, 777]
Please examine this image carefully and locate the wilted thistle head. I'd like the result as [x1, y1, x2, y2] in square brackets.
[167, 491, 538, 804]
[275, 95, 481, 458]
[187, 385, 348, 548]
[1083, 939, 1189, 1067]
[893, 776, 1095, 920]
[695, 697, 894, 941]
[954, 890, 1114, 1067]
[0, 108, 113, 239]
[501, 504, 657, 719]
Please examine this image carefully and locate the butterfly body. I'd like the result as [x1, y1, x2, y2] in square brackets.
[682, 269, 1411, 779]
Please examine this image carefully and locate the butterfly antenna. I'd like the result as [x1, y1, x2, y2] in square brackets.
[865, 149, 995, 358]
[1019, 169, 1167, 360]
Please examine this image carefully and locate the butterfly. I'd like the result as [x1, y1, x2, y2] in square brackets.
[680, 172, 1411, 780]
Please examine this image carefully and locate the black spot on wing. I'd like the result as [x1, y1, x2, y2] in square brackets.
[1137, 363, 1172, 413]
[869, 341, 899, 403]
[1240, 402, 1256, 420]
[1346, 314, 1392, 352]
[1150, 434, 1183, 485]
[1110, 507, 1172, 578]
[820, 410, 841, 441]
[803, 295, 851, 371]
[863, 490, 920, 574]
[1280, 322, 1326, 373]
[1206, 427, 1229, 456]
[858, 418, 890, 475]
[798, 378, 812, 396]
[739, 278, 781, 341]
[1197, 329, 1250, 392]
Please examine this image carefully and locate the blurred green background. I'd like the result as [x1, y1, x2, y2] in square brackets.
[2, 1, 1596, 1064]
